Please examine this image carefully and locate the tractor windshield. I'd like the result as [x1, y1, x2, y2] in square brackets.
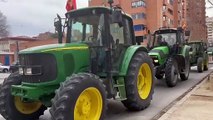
[154, 33, 177, 46]
[67, 13, 105, 46]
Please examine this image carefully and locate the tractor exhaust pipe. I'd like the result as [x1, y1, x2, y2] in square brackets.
[54, 14, 63, 44]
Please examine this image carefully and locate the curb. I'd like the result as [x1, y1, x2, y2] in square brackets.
[152, 71, 213, 120]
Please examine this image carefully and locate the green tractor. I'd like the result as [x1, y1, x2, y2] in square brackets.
[148, 28, 191, 87]
[187, 41, 209, 72]
[0, 2, 155, 120]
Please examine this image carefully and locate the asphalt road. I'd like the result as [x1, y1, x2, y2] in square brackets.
[0, 65, 212, 120]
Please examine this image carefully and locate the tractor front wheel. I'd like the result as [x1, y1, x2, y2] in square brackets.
[197, 57, 204, 73]
[122, 52, 154, 111]
[165, 58, 179, 87]
[0, 72, 47, 120]
[50, 73, 107, 120]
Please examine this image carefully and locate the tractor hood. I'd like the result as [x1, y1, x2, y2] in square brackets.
[19, 43, 89, 54]
[149, 46, 169, 57]
[148, 46, 169, 65]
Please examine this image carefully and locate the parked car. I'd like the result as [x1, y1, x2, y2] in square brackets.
[9, 62, 19, 73]
[0, 63, 10, 73]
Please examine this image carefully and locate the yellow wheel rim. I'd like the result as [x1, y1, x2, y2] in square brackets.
[137, 63, 152, 99]
[14, 97, 42, 114]
[74, 87, 102, 120]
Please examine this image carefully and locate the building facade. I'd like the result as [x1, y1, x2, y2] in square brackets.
[89, 0, 207, 42]
[186, 0, 207, 42]
[206, 17, 213, 44]
[89, 0, 186, 42]
[0, 37, 58, 65]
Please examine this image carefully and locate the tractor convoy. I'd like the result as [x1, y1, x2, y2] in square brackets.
[0, 1, 209, 120]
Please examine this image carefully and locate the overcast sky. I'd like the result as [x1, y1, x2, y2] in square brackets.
[0, 0, 88, 37]
[0, 0, 213, 37]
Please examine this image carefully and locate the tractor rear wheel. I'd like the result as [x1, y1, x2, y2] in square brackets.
[122, 52, 154, 111]
[204, 59, 209, 71]
[0, 72, 47, 120]
[180, 57, 190, 81]
[197, 57, 204, 73]
[50, 73, 107, 120]
[204, 64, 208, 71]
[165, 58, 178, 87]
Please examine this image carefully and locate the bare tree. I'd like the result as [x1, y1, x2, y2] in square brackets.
[0, 11, 9, 38]
[208, 0, 213, 6]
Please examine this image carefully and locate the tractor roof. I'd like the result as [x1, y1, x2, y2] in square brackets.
[65, 6, 132, 20]
[187, 41, 205, 44]
[154, 28, 183, 34]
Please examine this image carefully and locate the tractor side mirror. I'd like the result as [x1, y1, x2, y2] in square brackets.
[185, 31, 190, 37]
[54, 14, 63, 43]
[112, 9, 123, 26]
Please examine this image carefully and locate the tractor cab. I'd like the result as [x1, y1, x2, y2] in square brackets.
[55, 7, 136, 74]
[148, 28, 185, 55]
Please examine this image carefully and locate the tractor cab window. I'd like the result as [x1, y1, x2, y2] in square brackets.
[188, 43, 202, 52]
[109, 17, 132, 70]
[154, 33, 177, 47]
[109, 18, 132, 45]
[68, 14, 105, 46]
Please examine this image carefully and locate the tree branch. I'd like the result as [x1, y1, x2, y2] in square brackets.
[208, 0, 213, 6]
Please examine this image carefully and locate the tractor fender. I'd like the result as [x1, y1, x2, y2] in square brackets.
[203, 51, 209, 65]
[180, 45, 191, 58]
[119, 45, 148, 76]
[173, 55, 186, 69]
[173, 45, 190, 69]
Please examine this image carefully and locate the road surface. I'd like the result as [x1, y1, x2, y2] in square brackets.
[0, 65, 212, 120]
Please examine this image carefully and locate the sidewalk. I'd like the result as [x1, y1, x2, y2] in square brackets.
[158, 72, 213, 120]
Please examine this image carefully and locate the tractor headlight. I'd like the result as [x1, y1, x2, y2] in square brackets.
[25, 68, 32, 75]
[154, 60, 159, 63]
[18, 68, 24, 75]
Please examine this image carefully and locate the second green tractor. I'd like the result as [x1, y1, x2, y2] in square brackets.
[148, 28, 191, 87]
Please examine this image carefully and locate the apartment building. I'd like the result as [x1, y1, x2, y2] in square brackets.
[89, 0, 185, 42]
[89, 0, 207, 42]
[206, 17, 213, 43]
[186, 0, 207, 41]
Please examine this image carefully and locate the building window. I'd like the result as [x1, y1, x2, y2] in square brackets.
[163, 5, 167, 11]
[131, 0, 146, 8]
[163, 15, 167, 21]
[133, 24, 146, 31]
[131, 13, 146, 20]
[168, 8, 173, 15]
[169, 0, 174, 5]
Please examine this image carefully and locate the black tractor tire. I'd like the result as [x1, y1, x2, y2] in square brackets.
[0, 72, 47, 120]
[50, 73, 107, 120]
[204, 60, 209, 71]
[165, 58, 179, 87]
[180, 57, 190, 81]
[122, 52, 154, 111]
[197, 57, 204, 73]
[204, 65, 208, 71]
